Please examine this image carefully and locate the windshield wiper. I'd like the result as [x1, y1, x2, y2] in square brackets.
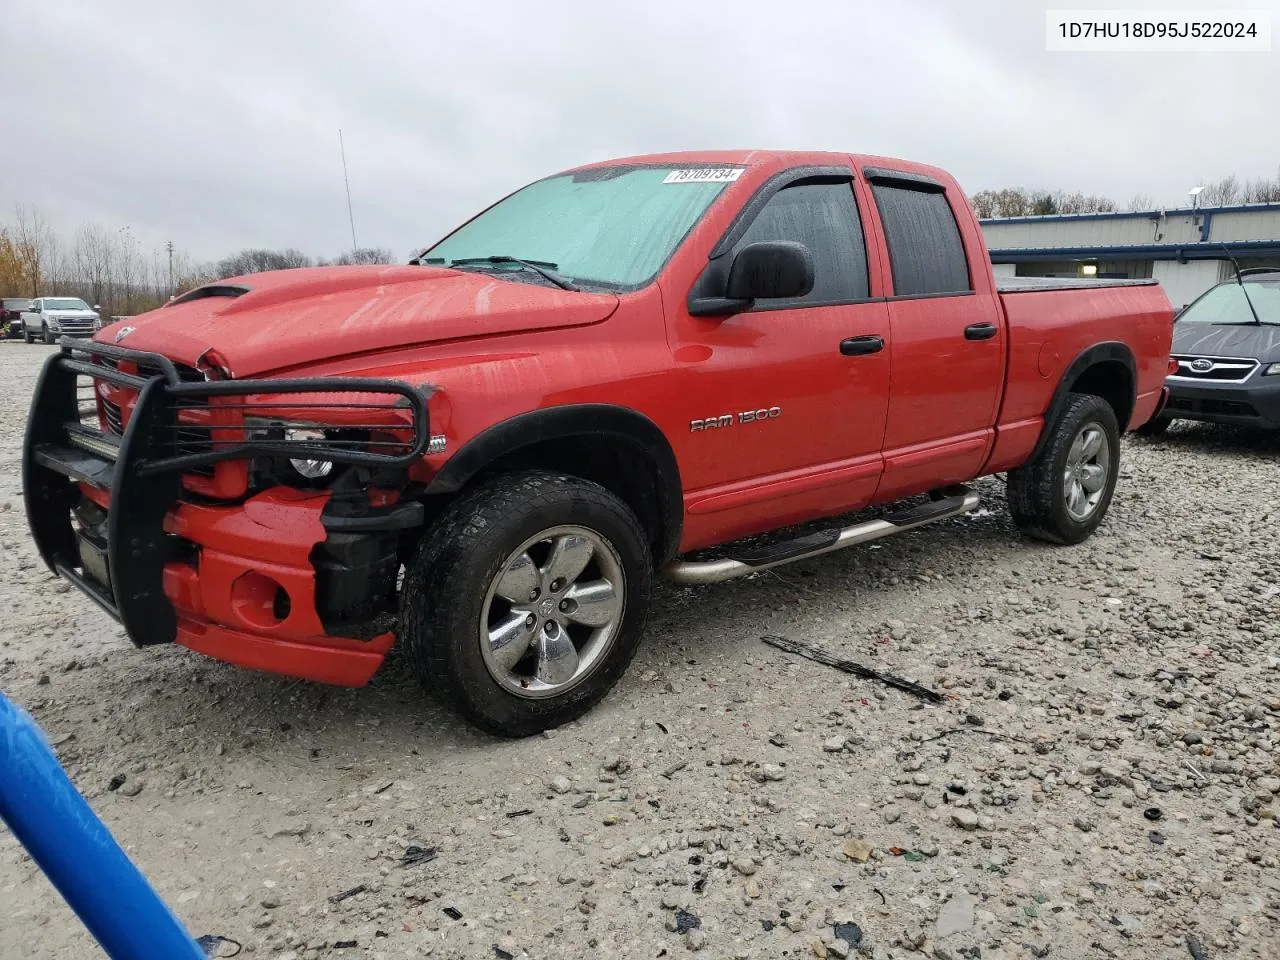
[446, 256, 580, 292]
[1220, 245, 1264, 325]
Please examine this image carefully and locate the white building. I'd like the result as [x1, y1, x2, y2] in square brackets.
[980, 203, 1280, 311]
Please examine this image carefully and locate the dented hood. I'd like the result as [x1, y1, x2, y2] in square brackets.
[96, 265, 619, 377]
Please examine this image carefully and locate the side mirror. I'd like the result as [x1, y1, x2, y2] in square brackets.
[726, 241, 815, 301]
[92, 304, 101, 311]
[29, 304, 40, 313]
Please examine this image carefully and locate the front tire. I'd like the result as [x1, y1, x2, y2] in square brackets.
[1007, 393, 1120, 545]
[41, 323, 53, 345]
[23, 326, 33, 344]
[400, 471, 653, 738]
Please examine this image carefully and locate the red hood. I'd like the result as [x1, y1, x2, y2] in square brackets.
[97, 265, 619, 377]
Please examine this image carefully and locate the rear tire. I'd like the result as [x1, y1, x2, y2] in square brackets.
[1135, 413, 1173, 437]
[400, 470, 653, 738]
[1007, 393, 1120, 545]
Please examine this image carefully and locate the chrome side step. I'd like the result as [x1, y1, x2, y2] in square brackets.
[664, 486, 980, 585]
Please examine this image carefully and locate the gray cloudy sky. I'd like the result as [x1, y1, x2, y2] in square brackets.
[2, 0, 1276, 263]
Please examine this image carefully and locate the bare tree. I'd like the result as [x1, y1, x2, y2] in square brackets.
[971, 184, 1119, 219]
[1126, 193, 1156, 212]
[1242, 170, 1280, 204]
[968, 191, 997, 219]
[1199, 175, 1241, 207]
[337, 247, 395, 265]
[995, 188, 1032, 218]
[1052, 191, 1116, 214]
[12, 204, 60, 297]
[214, 248, 314, 279]
[115, 228, 140, 315]
[172, 251, 211, 295]
[71, 224, 116, 309]
[1, 205, 410, 313]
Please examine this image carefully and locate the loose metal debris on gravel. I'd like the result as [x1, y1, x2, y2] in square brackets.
[761, 633, 946, 702]
[0, 344, 1278, 958]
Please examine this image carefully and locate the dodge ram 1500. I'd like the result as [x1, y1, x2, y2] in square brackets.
[23, 150, 1173, 736]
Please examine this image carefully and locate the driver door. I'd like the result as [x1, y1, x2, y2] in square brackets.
[665, 173, 891, 547]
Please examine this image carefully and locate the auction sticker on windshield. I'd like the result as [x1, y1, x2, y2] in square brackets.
[663, 168, 745, 184]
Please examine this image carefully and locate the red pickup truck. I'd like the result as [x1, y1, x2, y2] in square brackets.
[24, 151, 1173, 736]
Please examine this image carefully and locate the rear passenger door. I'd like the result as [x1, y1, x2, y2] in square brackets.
[865, 169, 1005, 500]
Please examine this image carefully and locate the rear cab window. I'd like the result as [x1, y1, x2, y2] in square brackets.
[867, 170, 972, 297]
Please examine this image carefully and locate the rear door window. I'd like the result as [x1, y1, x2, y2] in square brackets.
[870, 183, 971, 297]
[732, 181, 870, 307]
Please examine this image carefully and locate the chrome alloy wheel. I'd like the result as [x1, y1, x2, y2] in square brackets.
[479, 525, 626, 699]
[1063, 422, 1110, 521]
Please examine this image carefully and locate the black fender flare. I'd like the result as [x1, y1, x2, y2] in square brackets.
[1029, 341, 1137, 461]
[425, 404, 683, 562]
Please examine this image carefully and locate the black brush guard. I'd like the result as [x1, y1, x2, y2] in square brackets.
[23, 339, 429, 646]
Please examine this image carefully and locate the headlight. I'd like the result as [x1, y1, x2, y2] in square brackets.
[93, 318, 104, 331]
[1264, 363, 1280, 376]
[48, 320, 60, 331]
[284, 427, 334, 479]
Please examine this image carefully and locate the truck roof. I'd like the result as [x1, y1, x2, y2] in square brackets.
[565, 149, 957, 187]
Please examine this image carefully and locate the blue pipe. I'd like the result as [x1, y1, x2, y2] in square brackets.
[0, 691, 206, 960]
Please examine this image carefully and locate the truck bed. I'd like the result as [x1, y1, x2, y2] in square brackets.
[992, 277, 1173, 443]
[997, 276, 1159, 294]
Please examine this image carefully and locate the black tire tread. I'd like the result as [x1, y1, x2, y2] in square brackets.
[400, 470, 652, 737]
[1007, 393, 1120, 546]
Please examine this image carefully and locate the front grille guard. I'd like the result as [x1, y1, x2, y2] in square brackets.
[61, 339, 431, 474]
[22, 338, 431, 647]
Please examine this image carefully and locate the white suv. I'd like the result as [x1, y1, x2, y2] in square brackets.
[21, 297, 102, 344]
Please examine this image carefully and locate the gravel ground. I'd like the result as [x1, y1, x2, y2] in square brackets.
[1, 340, 1278, 960]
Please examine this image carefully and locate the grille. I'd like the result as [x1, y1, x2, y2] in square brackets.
[96, 357, 214, 474]
[55, 319, 96, 333]
[1170, 356, 1259, 382]
[102, 399, 124, 435]
[171, 396, 215, 477]
[99, 355, 205, 383]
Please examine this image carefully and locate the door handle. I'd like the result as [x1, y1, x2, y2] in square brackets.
[964, 322, 999, 341]
[840, 335, 884, 356]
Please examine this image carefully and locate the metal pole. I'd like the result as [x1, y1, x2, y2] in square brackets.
[0, 692, 206, 960]
[166, 241, 174, 296]
[339, 129, 358, 254]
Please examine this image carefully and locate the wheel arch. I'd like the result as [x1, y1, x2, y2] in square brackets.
[1030, 342, 1136, 461]
[425, 405, 683, 565]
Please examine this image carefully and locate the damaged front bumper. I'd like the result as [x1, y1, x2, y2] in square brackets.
[22, 339, 429, 686]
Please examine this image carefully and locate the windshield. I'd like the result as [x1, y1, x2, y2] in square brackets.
[3, 299, 31, 309]
[1178, 278, 1280, 325]
[422, 165, 744, 289]
[43, 298, 92, 311]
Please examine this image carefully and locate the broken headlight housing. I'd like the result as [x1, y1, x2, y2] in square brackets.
[244, 419, 365, 486]
[284, 426, 334, 479]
